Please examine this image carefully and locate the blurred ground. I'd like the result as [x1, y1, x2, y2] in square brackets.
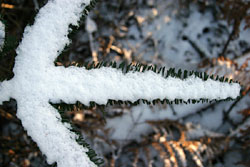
[0, 0, 250, 167]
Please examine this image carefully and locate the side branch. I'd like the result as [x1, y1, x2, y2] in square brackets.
[50, 66, 241, 106]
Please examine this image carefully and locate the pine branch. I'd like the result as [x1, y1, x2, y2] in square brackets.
[53, 61, 241, 108]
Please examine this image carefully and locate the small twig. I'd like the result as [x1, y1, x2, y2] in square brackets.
[219, 28, 235, 57]
[183, 35, 207, 59]
[86, 17, 98, 63]
[126, 110, 144, 140]
[223, 88, 250, 124]
[88, 33, 98, 63]
[219, 19, 240, 58]
[169, 104, 177, 115]
[182, 102, 218, 120]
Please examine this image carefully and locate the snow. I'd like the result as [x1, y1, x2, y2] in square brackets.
[2, 0, 97, 167]
[230, 117, 250, 138]
[0, 21, 5, 51]
[106, 102, 226, 141]
[0, 0, 243, 167]
[223, 151, 244, 167]
[47, 68, 240, 105]
[187, 106, 224, 130]
[185, 123, 224, 139]
[127, 2, 250, 69]
[93, 1, 249, 166]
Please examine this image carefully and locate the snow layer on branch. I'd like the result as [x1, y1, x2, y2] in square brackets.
[0, 0, 241, 167]
[49, 67, 241, 105]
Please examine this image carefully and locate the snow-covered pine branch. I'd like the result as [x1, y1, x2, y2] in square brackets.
[50, 66, 240, 105]
[0, 0, 241, 167]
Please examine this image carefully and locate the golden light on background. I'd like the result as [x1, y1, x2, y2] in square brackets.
[1, 3, 15, 9]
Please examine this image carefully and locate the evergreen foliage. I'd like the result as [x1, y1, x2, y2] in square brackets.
[0, 0, 243, 166]
[54, 61, 240, 111]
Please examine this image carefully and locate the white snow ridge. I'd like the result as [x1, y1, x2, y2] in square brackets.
[0, 0, 241, 167]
